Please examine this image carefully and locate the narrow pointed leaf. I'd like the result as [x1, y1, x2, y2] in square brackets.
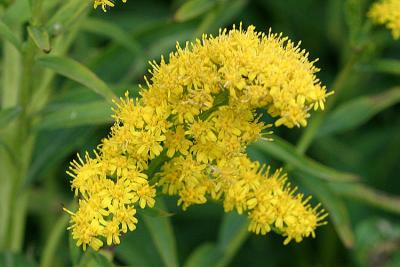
[252, 137, 359, 182]
[82, 18, 141, 55]
[175, 0, 216, 22]
[296, 172, 354, 248]
[140, 198, 179, 267]
[0, 107, 22, 128]
[329, 182, 400, 214]
[37, 101, 113, 129]
[37, 56, 116, 102]
[318, 87, 400, 137]
[27, 26, 51, 53]
[363, 59, 400, 76]
[0, 20, 22, 51]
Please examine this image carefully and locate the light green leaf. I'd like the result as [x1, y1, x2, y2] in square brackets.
[82, 18, 141, 55]
[37, 56, 116, 102]
[318, 87, 400, 137]
[37, 101, 113, 129]
[141, 198, 179, 267]
[0, 106, 22, 128]
[251, 137, 359, 182]
[0, 20, 22, 51]
[296, 172, 354, 248]
[46, 0, 88, 36]
[27, 26, 51, 53]
[175, 0, 216, 22]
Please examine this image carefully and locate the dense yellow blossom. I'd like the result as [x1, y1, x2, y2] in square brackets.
[66, 25, 330, 251]
[94, 0, 127, 12]
[368, 0, 400, 39]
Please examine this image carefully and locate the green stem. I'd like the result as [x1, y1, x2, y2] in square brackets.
[40, 203, 75, 267]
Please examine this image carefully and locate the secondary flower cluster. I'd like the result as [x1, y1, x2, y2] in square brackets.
[368, 0, 400, 39]
[65, 25, 330, 251]
[94, 0, 127, 12]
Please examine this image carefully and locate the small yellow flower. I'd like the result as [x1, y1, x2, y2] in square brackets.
[93, 0, 127, 12]
[66, 24, 330, 250]
[368, 0, 400, 39]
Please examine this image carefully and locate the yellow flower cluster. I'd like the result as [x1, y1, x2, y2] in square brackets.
[66, 25, 330, 251]
[368, 0, 400, 39]
[94, 0, 127, 12]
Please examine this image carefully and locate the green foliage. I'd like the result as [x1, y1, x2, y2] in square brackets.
[0, 0, 399, 266]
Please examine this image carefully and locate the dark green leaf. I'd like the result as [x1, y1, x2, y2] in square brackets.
[0, 106, 21, 128]
[296, 172, 354, 248]
[318, 87, 400, 137]
[329, 182, 400, 214]
[252, 137, 359, 182]
[0, 252, 37, 267]
[69, 234, 83, 266]
[141, 198, 179, 267]
[37, 56, 116, 102]
[90, 252, 114, 267]
[215, 212, 248, 267]
[363, 59, 400, 76]
[82, 18, 141, 55]
[184, 243, 220, 267]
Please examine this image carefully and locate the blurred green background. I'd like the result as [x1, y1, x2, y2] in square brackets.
[1, 0, 400, 266]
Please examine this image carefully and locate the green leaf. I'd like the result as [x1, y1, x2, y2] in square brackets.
[0, 252, 37, 267]
[184, 243, 220, 267]
[46, 0, 88, 36]
[318, 87, 400, 137]
[363, 59, 400, 76]
[184, 212, 248, 267]
[251, 136, 359, 182]
[82, 18, 141, 55]
[37, 101, 113, 129]
[174, 0, 216, 22]
[37, 56, 116, 102]
[69, 234, 83, 266]
[215, 212, 248, 267]
[90, 252, 114, 267]
[296, 172, 354, 248]
[329, 182, 400, 214]
[0, 20, 22, 51]
[140, 198, 179, 267]
[27, 26, 51, 53]
[0, 106, 21, 128]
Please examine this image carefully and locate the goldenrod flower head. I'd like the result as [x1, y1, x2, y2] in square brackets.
[94, 0, 127, 12]
[66, 25, 330, 251]
[368, 0, 400, 39]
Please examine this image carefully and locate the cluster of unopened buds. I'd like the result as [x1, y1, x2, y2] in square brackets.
[65, 25, 332, 251]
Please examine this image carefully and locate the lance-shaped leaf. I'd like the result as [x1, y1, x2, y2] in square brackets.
[175, 0, 216, 22]
[318, 87, 400, 137]
[37, 56, 116, 102]
[295, 172, 354, 248]
[0, 20, 22, 51]
[251, 136, 359, 182]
